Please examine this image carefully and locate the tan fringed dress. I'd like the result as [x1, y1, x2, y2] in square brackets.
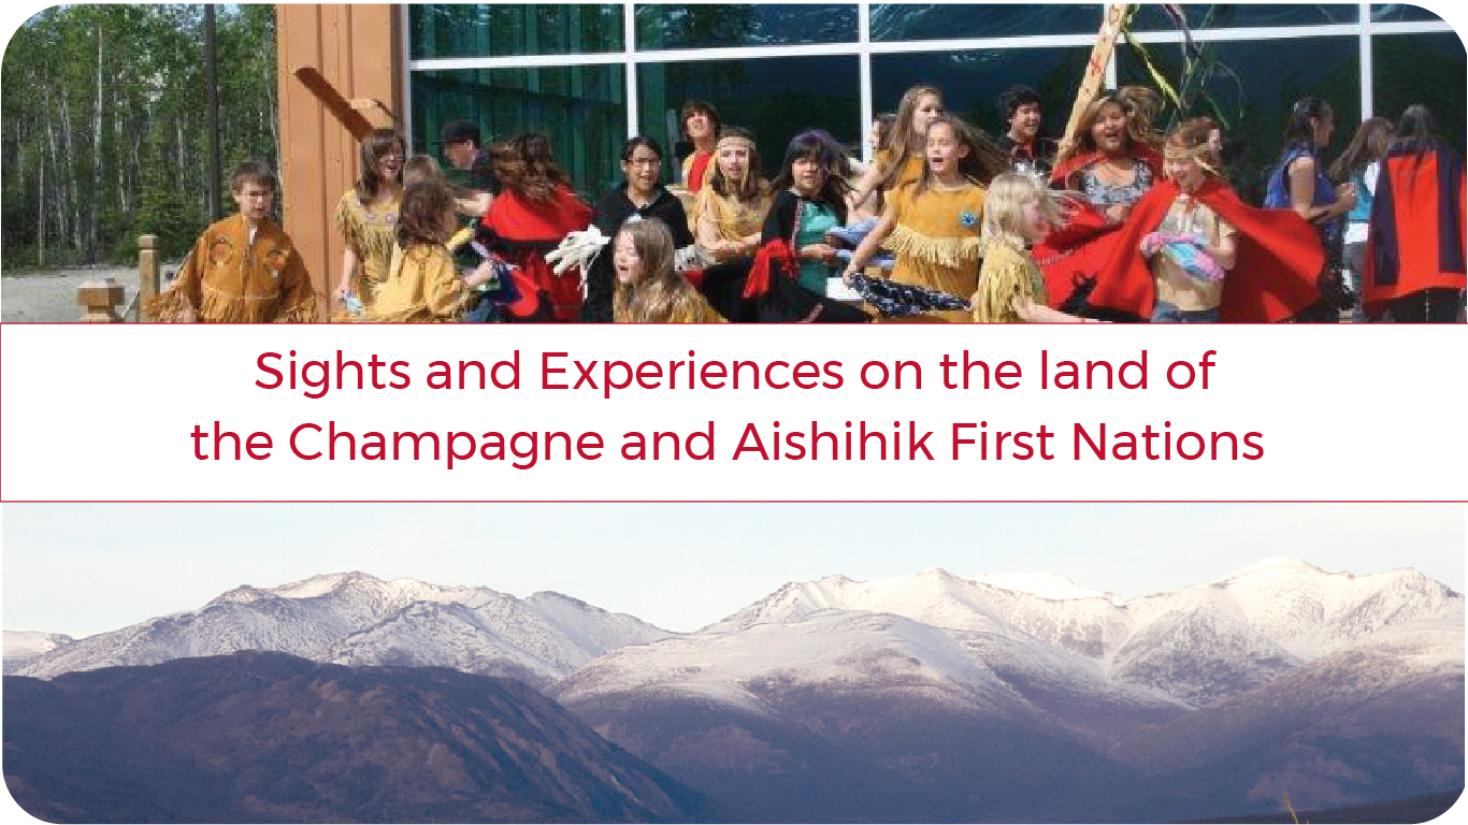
[973, 236, 1048, 324]
[883, 181, 987, 321]
[873, 149, 925, 192]
[335, 189, 401, 308]
[356, 243, 472, 323]
[148, 214, 318, 322]
[694, 184, 772, 255]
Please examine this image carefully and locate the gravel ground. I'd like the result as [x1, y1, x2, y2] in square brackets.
[2, 264, 179, 322]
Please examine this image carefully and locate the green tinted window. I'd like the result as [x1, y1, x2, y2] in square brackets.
[1128, 4, 1358, 30]
[638, 56, 862, 185]
[1117, 36, 1360, 203]
[411, 66, 626, 199]
[636, 4, 858, 50]
[869, 5, 1104, 41]
[872, 48, 1090, 140]
[1374, 33, 1466, 153]
[1370, 4, 1444, 22]
[410, 5, 623, 60]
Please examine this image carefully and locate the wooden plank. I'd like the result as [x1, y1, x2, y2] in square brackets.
[277, 4, 332, 313]
[294, 67, 376, 141]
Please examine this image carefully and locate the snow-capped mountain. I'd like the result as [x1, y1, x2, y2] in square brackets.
[705, 559, 1461, 706]
[559, 609, 1168, 823]
[15, 572, 670, 688]
[555, 560, 1462, 822]
[1117, 617, 1465, 821]
[564, 609, 1038, 714]
[2, 631, 75, 674]
[559, 605, 1188, 748]
[6, 559, 1460, 822]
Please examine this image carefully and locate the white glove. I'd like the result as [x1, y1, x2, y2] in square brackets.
[547, 225, 611, 277]
[674, 243, 715, 273]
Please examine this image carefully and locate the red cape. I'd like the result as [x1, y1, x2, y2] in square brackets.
[1087, 177, 1323, 322]
[1037, 147, 1165, 309]
[1034, 199, 1118, 309]
[1363, 145, 1467, 311]
[1049, 145, 1163, 189]
[483, 185, 593, 242]
[483, 185, 594, 321]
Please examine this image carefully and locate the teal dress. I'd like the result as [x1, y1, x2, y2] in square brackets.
[795, 201, 839, 295]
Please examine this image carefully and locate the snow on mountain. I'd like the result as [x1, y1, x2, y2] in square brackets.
[3, 631, 75, 673]
[973, 572, 1114, 602]
[1205, 557, 1461, 658]
[709, 569, 1015, 636]
[15, 572, 670, 687]
[561, 610, 1025, 715]
[699, 560, 1462, 706]
[557, 554, 1456, 816]
[324, 590, 669, 688]
[1107, 602, 1300, 705]
[1113, 616, 1464, 818]
[559, 605, 1188, 752]
[556, 561, 1461, 823]
[527, 591, 673, 655]
[558, 610, 1171, 824]
[13, 559, 1460, 709]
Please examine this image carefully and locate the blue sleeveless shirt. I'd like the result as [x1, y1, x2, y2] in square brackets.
[1265, 144, 1341, 245]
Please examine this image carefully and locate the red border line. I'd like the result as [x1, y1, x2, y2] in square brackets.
[4, 499, 1466, 504]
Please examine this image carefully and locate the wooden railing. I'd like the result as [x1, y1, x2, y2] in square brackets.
[75, 234, 158, 322]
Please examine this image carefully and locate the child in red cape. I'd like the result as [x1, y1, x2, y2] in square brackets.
[1036, 87, 1165, 315]
[1363, 104, 1466, 322]
[1089, 119, 1323, 322]
[481, 133, 594, 321]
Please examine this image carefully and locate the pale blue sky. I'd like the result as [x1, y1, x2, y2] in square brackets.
[4, 504, 1462, 637]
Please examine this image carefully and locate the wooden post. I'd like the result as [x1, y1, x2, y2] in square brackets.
[77, 278, 126, 323]
[137, 234, 160, 321]
[277, 4, 403, 320]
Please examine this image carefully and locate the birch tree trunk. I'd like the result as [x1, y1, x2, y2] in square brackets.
[268, 77, 281, 201]
[57, 93, 75, 250]
[37, 141, 46, 266]
[89, 18, 105, 261]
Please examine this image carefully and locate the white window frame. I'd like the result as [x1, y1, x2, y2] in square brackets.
[401, 2, 1456, 158]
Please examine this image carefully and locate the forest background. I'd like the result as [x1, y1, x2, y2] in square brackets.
[2, 5, 276, 271]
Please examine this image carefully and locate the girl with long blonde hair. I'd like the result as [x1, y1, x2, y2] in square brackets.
[973, 173, 1087, 323]
[849, 84, 945, 218]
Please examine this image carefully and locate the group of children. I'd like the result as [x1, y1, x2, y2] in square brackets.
[149, 81, 1464, 325]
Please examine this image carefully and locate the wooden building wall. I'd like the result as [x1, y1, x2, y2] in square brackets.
[276, 5, 402, 317]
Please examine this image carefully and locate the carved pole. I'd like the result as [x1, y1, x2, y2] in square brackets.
[1060, 4, 1132, 159]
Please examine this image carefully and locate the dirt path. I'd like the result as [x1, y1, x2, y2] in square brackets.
[2, 265, 177, 322]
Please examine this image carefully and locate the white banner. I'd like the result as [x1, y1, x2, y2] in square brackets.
[1, 324, 1464, 502]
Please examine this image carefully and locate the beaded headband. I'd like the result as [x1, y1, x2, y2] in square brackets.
[716, 135, 756, 152]
[1164, 144, 1220, 176]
